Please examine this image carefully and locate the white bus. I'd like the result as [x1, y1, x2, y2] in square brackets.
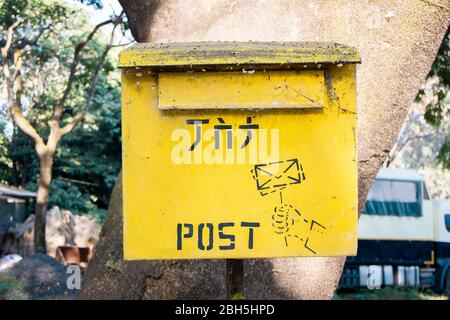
[340, 168, 450, 293]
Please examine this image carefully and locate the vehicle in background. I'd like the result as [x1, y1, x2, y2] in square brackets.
[339, 168, 450, 293]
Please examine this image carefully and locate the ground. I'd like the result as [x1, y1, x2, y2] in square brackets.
[334, 288, 449, 300]
[0, 254, 78, 300]
[2, 269, 449, 300]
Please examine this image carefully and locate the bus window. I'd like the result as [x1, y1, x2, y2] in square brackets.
[364, 179, 422, 217]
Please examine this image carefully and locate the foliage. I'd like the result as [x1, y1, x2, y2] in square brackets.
[415, 28, 449, 169]
[49, 80, 121, 223]
[78, 0, 103, 9]
[23, 91, 121, 223]
[0, 275, 26, 300]
[386, 102, 449, 199]
[0, 103, 15, 185]
[387, 29, 449, 196]
[0, 0, 122, 221]
[0, 0, 69, 32]
[0, 119, 13, 184]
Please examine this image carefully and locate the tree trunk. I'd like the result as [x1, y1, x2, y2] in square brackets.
[118, 0, 160, 42]
[2, 14, 114, 255]
[77, 172, 227, 299]
[79, 0, 450, 300]
[34, 149, 54, 253]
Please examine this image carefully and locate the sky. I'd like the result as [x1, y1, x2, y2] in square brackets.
[84, 0, 132, 41]
[86, 0, 124, 25]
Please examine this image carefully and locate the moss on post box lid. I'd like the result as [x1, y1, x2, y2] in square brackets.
[118, 41, 361, 71]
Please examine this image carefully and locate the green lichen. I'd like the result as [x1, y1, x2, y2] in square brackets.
[230, 292, 244, 300]
[106, 259, 123, 272]
[0, 275, 28, 300]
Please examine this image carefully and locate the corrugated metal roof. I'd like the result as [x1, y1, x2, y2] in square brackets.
[0, 183, 37, 198]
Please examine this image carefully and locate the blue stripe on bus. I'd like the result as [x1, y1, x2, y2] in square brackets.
[346, 240, 434, 265]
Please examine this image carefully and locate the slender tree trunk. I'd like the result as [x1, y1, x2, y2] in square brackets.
[34, 148, 54, 253]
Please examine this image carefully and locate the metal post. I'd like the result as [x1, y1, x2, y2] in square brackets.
[226, 259, 244, 300]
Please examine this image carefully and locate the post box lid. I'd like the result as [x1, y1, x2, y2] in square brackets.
[118, 42, 360, 70]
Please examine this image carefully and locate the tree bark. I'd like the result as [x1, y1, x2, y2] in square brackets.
[34, 148, 55, 253]
[118, 0, 160, 42]
[33, 124, 61, 253]
[77, 173, 226, 299]
[80, 0, 450, 300]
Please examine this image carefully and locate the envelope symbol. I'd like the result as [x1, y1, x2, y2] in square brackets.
[253, 159, 305, 195]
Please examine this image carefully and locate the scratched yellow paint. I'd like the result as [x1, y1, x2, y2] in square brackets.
[120, 42, 359, 260]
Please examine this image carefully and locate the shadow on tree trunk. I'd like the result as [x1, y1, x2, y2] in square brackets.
[78, 172, 345, 300]
[77, 172, 228, 299]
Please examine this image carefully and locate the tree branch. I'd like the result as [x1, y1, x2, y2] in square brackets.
[59, 112, 85, 136]
[15, 24, 52, 51]
[386, 133, 438, 167]
[1, 21, 44, 147]
[59, 176, 101, 187]
[13, 50, 23, 102]
[52, 17, 116, 122]
[10, 105, 44, 146]
[1, 20, 20, 58]
[85, 22, 118, 109]
[1, 21, 21, 105]
[59, 13, 125, 137]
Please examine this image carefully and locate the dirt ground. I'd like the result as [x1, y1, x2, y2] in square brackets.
[334, 288, 449, 300]
[0, 254, 78, 300]
[1, 256, 448, 300]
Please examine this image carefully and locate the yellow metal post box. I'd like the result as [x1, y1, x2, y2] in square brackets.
[119, 42, 360, 260]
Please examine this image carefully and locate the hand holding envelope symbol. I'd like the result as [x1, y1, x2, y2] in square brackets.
[250, 158, 325, 253]
[252, 159, 306, 196]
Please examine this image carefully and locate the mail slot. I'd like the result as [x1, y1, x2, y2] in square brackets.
[119, 42, 360, 260]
